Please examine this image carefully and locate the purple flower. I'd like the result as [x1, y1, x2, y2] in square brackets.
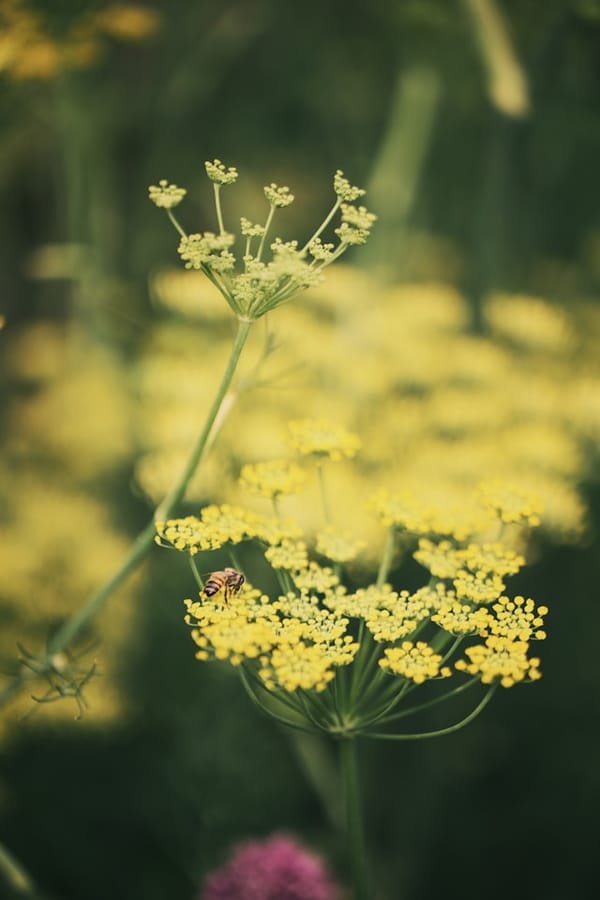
[201, 833, 343, 900]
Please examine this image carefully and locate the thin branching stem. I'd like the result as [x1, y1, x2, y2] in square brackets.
[213, 183, 225, 234]
[363, 684, 497, 740]
[317, 463, 332, 523]
[189, 556, 205, 590]
[0, 320, 253, 710]
[376, 527, 396, 587]
[256, 204, 276, 261]
[167, 208, 187, 238]
[374, 676, 481, 725]
[239, 669, 318, 733]
[300, 198, 342, 253]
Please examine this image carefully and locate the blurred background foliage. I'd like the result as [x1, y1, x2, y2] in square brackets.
[1, 1, 600, 898]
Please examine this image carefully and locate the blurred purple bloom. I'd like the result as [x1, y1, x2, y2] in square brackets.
[202, 833, 342, 900]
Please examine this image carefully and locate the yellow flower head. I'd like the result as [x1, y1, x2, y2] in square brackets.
[205, 159, 238, 185]
[156, 515, 215, 554]
[369, 490, 434, 534]
[414, 539, 525, 581]
[458, 542, 526, 577]
[410, 583, 458, 612]
[483, 293, 574, 353]
[478, 480, 543, 527]
[365, 595, 429, 643]
[414, 538, 464, 579]
[292, 562, 340, 594]
[432, 601, 493, 636]
[453, 570, 506, 605]
[455, 636, 542, 687]
[239, 459, 307, 499]
[259, 641, 336, 692]
[287, 419, 361, 462]
[191, 610, 277, 665]
[264, 539, 309, 571]
[148, 180, 186, 209]
[484, 595, 548, 641]
[325, 584, 399, 619]
[316, 526, 366, 563]
[200, 504, 266, 546]
[379, 641, 451, 684]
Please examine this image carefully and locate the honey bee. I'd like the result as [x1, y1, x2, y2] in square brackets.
[203, 567, 245, 603]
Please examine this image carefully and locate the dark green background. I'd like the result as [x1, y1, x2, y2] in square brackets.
[1, 2, 600, 898]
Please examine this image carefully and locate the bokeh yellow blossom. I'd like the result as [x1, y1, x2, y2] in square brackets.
[288, 419, 361, 462]
[239, 460, 307, 499]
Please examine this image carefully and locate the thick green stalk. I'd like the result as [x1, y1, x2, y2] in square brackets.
[340, 738, 370, 900]
[0, 320, 253, 709]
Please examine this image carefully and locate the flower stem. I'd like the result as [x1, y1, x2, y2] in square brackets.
[317, 463, 332, 523]
[213, 183, 226, 234]
[256, 204, 276, 261]
[376, 527, 396, 587]
[300, 197, 341, 253]
[339, 738, 370, 900]
[0, 319, 253, 709]
[364, 683, 497, 740]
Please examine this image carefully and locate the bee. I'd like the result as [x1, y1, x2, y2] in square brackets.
[203, 567, 245, 603]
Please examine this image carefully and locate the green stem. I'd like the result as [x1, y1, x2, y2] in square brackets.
[239, 669, 316, 733]
[213, 183, 225, 234]
[376, 527, 396, 588]
[340, 738, 370, 900]
[167, 208, 187, 238]
[286, 732, 344, 830]
[155, 320, 252, 518]
[256, 204, 276, 261]
[361, 675, 479, 728]
[317, 463, 332, 523]
[0, 320, 253, 710]
[300, 197, 341, 253]
[189, 556, 205, 590]
[364, 684, 497, 740]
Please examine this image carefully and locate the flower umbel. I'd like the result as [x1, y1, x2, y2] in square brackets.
[148, 180, 186, 209]
[158, 436, 548, 740]
[288, 419, 361, 462]
[149, 163, 375, 320]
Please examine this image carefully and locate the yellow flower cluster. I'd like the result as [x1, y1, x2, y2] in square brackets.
[477, 480, 543, 527]
[184, 583, 359, 693]
[287, 419, 361, 462]
[155, 408, 552, 725]
[265, 539, 309, 571]
[456, 637, 542, 688]
[316, 526, 366, 563]
[415, 539, 525, 579]
[149, 167, 374, 321]
[239, 460, 307, 499]
[142, 267, 600, 548]
[380, 642, 452, 684]
[410, 528, 548, 687]
[432, 602, 494, 635]
[484, 595, 548, 641]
